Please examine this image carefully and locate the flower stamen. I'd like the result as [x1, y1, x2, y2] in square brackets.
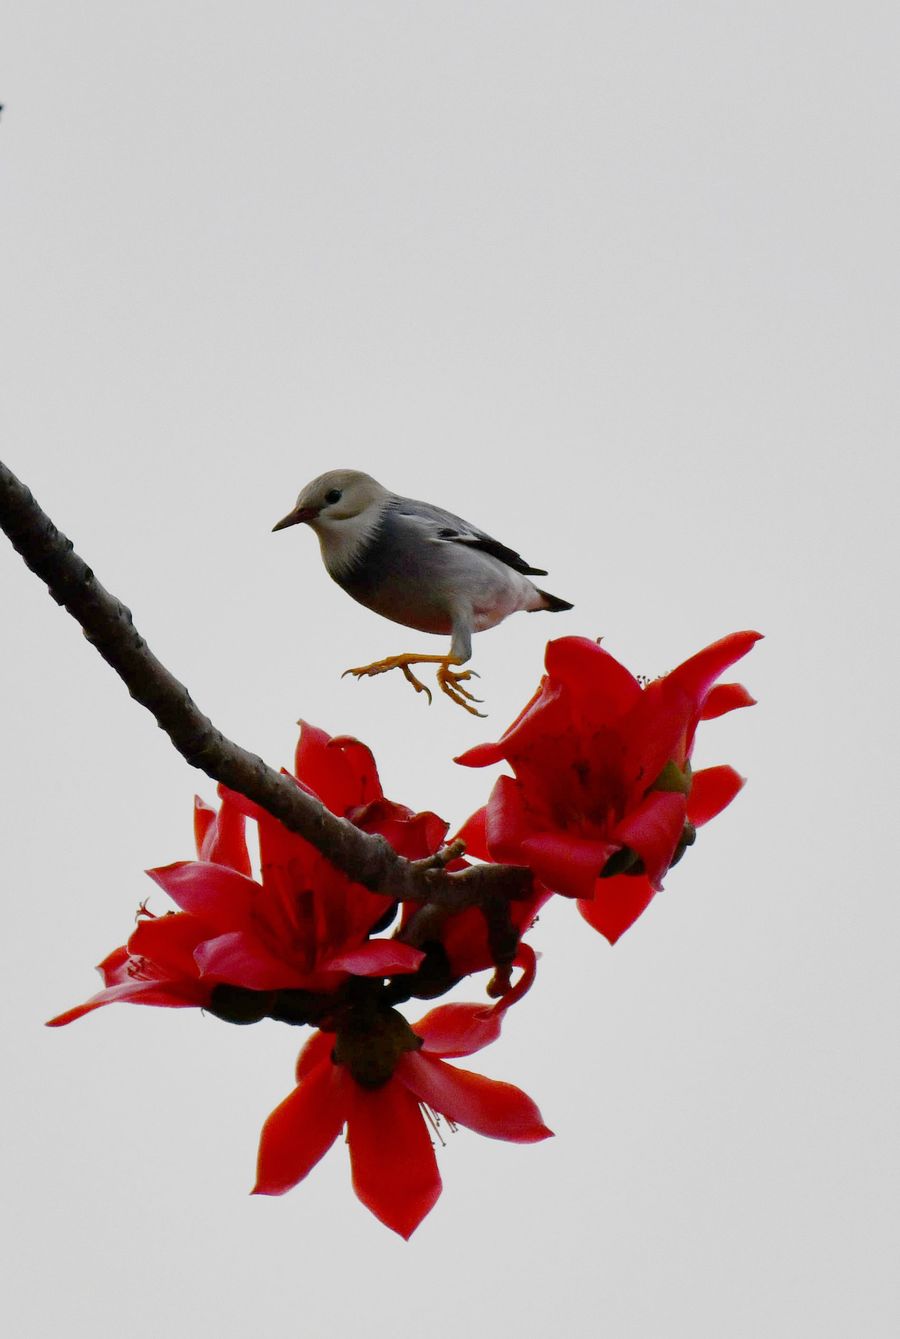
[420, 1103, 457, 1147]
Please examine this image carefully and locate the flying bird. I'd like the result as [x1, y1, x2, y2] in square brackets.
[273, 469, 572, 715]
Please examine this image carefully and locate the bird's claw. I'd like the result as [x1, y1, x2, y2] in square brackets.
[437, 664, 486, 717]
[399, 663, 433, 705]
[342, 653, 486, 716]
[343, 653, 435, 706]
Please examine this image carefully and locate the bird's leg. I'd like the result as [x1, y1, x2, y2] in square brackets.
[342, 653, 485, 716]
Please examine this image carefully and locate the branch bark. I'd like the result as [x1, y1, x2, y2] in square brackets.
[0, 459, 532, 950]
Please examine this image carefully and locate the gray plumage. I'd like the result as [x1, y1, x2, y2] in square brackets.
[273, 469, 572, 710]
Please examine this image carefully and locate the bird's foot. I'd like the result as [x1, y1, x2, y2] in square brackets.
[437, 660, 485, 717]
[343, 652, 441, 705]
[342, 653, 485, 716]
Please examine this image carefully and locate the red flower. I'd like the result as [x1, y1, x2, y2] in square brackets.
[46, 914, 214, 1027]
[49, 723, 449, 1022]
[456, 632, 760, 941]
[184, 723, 447, 990]
[291, 721, 449, 862]
[254, 980, 551, 1239]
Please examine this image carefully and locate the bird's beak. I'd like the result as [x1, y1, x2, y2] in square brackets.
[272, 505, 319, 533]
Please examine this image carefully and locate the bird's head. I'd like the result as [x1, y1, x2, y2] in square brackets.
[273, 469, 388, 532]
[273, 469, 390, 568]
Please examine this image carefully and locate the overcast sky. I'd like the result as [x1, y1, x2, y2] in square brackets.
[2, 4, 898, 1337]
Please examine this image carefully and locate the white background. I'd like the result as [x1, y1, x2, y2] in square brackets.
[1, 4, 897, 1336]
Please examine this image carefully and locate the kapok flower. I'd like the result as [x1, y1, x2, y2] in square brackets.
[49, 723, 449, 1023]
[456, 631, 759, 942]
[46, 914, 215, 1027]
[254, 969, 551, 1239]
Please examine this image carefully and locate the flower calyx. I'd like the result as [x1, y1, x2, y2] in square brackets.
[332, 1004, 423, 1089]
[650, 758, 692, 796]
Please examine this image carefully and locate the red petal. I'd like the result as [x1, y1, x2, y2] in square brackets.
[294, 722, 383, 814]
[577, 873, 656, 944]
[483, 775, 611, 901]
[96, 945, 131, 986]
[353, 800, 448, 860]
[617, 679, 694, 789]
[413, 947, 538, 1052]
[461, 638, 641, 770]
[453, 806, 491, 861]
[217, 778, 319, 871]
[308, 859, 394, 965]
[519, 830, 618, 901]
[47, 989, 125, 1027]
[416, 1003, 503, 1057]
[296, 1028, 336, 1082]
[253, 1056, 347, 1195]
[46, 977, 208, 1026]
[146, 861, 258, 928]
[494, 941, 539, 1015]
[193, 932, 312, 989]
[687, 765, 745, 825]
[544, 636, 641, 718]
[196, 791, 252, 874]
[346, 1079, 441, 1238]
[454, 678, 560, 769]
[464, 676, 551, 765]
[322, 940, 424, 976]
[701, 682, 757, 720]
[293, 721, 344, 810]
[252, 777, 320, 874]
[127, 912, 206, 978]
[612, 790, 686, 890]
[454, 739, 511, 768]
[193, 797, 216, 859]
[329, 736, 385, 805]
[397, 1053, 552, 1144]
[215, 783, 268, 826]
[483, 775, 531, 863]
[666, 631, 762, 715]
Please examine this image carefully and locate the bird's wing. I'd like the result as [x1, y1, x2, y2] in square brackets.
[390, 497, 548, 577]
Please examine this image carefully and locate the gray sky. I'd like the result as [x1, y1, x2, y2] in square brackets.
[1, 3, 898, 1336]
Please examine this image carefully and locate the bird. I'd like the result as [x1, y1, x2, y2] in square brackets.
[272, 469, 573, 716]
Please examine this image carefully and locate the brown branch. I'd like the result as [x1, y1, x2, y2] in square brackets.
[0, 459, 532, 944]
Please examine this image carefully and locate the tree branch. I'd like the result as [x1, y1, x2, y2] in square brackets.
[0, 459, 532, 943]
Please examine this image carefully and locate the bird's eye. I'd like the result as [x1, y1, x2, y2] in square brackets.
[324, 488, 343, 506]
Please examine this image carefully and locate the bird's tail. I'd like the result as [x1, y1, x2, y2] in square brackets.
[536, 589, 573, 613]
